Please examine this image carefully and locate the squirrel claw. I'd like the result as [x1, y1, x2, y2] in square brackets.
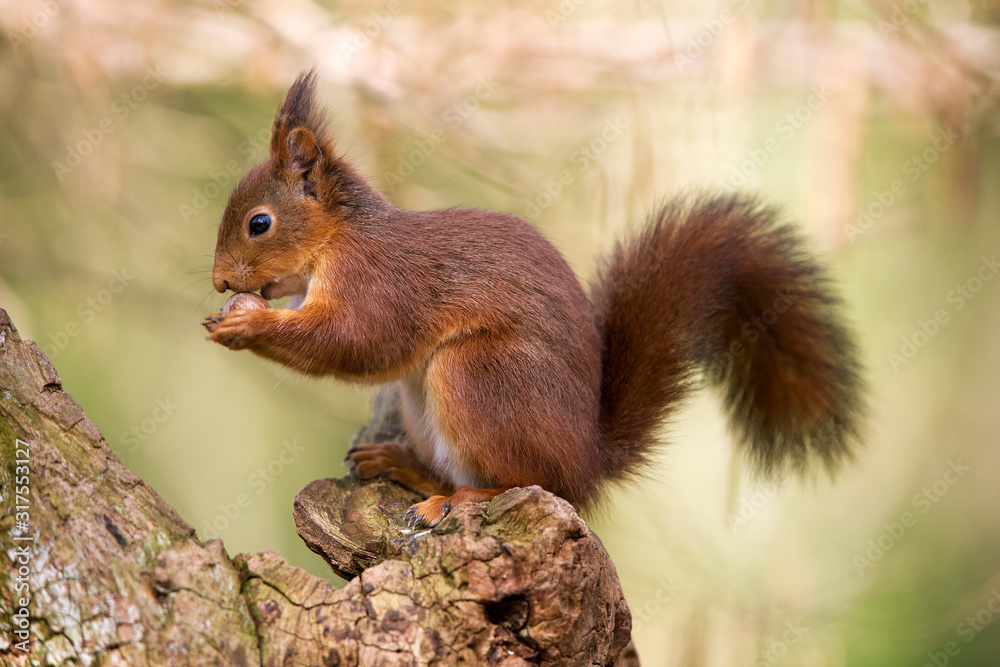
[403, 496, 452, 529]
[201, 314, 222, 331]
[404, 506, 434, 530]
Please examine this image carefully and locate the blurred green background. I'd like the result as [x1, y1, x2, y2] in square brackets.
[1, 0, 999, 664]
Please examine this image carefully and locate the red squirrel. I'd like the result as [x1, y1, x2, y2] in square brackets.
[204, 71, 866, 528]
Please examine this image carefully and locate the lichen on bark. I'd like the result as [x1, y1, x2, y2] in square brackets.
[0, 308, 637, 666]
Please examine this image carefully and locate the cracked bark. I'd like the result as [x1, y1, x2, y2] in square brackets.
[0, 308, 638, 666]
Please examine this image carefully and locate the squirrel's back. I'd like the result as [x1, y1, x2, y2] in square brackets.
[333, 205, 601, 366]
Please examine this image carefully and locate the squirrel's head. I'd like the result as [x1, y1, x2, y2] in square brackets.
[212, 69, 380, 299]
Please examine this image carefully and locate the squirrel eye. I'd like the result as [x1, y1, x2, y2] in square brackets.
[248, 213, 271, 237]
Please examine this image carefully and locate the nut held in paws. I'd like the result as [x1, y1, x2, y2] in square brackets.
[222, 292, 270, 315]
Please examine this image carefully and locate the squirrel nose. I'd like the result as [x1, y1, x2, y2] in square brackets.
[212, 267, 229, 293]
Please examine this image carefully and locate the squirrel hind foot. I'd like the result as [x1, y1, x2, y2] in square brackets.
[404, 486, 512, 529]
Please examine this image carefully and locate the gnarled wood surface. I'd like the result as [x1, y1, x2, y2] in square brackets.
[0, 308, 637, 666]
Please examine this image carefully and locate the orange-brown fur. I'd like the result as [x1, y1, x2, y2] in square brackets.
[206, 70, 866, 527]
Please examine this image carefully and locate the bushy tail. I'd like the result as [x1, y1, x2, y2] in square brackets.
[590, 193, 866, 480]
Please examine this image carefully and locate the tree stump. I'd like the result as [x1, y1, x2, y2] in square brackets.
[0, 308, 637, 666]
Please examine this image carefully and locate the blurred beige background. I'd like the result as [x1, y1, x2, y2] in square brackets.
[1, 0, 999, 664]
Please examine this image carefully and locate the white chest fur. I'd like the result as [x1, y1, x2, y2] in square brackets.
[396, 368, 481, 490]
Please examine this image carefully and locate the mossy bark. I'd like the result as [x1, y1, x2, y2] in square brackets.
[0, 308, 637, 666]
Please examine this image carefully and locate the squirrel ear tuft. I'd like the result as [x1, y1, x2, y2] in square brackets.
[270, 69, 323, 159]
[271, 69, 335, 199]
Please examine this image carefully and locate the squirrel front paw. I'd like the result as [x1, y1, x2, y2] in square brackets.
[203, 292, 273, 349]
[205, 309, 264, 350]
